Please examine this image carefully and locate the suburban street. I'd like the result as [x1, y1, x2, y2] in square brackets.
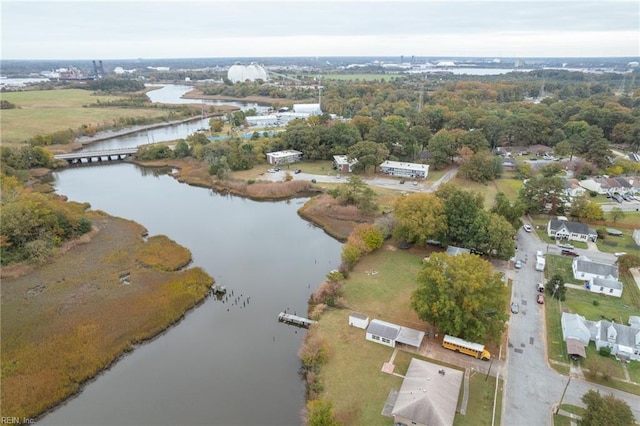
[502, 226, 640, 425]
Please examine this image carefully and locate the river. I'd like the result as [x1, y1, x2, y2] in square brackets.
[39, 164, 342, 425]
[80, 84, 270, 152]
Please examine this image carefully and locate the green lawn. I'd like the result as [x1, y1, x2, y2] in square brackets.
[454, 372, 503, 426]
[578, 344, 626, 380]
[627, 360, 640, 383]
[0, 89, 169, 144]
[546, 297, 569, 364]
[545, 254, 584, 285]
[314, 248, 502, 425]
[597, 233, 640, 257]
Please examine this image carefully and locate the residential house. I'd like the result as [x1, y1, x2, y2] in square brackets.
[562, 178, 586, 198]
[593, 320, 640, 361]
[560, 313, 640, 361]
[547, 220, 595, 242]
[265, 150, 302, 165]
[572, 257, 619, 282]
[333, 155, 358, 174]
[379, 160, 429, 179]
[365, 319, 425, 349]
[580, 176, 634, 196]
[385, 358, 463, 426]
[561, 312, 592, 346]
[588, 277, 623, 298]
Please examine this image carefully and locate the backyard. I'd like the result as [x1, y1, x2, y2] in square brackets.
[313, 247, 501, 425]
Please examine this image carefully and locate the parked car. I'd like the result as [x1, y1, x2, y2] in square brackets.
[514, 259, 522, 269]
[614, 252, 627, 257]
[523, 225, 532, 233]
[294, 169, 302, 174]
[511, 302, 519, 314]
[412, 181, 418, 186]
[537, 294, 545, 304]
[399, 179, 406, 184]
[267, 168, 277, 173]
[561, 249, 579, 257]
[558, 243, 574, 249]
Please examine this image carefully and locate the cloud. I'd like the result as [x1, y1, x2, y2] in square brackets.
[2, 1, 638, 59]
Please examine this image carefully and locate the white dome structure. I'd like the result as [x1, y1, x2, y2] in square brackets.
[227, 64, 268, 83]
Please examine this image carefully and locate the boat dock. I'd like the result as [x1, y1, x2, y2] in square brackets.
[278, 312, 315, 328]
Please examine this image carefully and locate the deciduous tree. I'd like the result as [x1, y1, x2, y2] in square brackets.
[411, 252, 508, 343]
[392, 193, 447, 246]
[579, 390, 635, 426]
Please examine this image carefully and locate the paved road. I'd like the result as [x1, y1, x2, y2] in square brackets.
[262, 165, 459, 193]
[502, 226, 640, 425]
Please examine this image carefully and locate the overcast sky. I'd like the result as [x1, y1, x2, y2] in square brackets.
[2, 0, 639, 60]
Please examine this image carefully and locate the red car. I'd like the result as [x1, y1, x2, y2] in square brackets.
[561, 249, 579, 257]
[537, 294, 545, 304]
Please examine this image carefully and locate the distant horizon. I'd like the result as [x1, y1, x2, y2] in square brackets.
[2, 55, 638, 62]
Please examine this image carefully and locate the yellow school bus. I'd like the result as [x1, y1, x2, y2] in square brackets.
[442, 334, 491, 360]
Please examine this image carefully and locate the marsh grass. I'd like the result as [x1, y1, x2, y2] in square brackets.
[0, 214, 213, 420]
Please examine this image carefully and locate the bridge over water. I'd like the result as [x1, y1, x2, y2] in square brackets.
[54, 147, 138, 164]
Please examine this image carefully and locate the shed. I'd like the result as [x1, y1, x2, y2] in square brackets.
[366, 319, 401, 347]
[348, 312, 370, 329]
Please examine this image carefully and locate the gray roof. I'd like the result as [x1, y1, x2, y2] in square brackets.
[446, 246, 471, 256]
[592, 277, 623, 291]
[575, 259, 619, 280]
[397, 327, 426, 348]
[614, 177, 632, 188]
[598, 320, 640, 349]
[391, 358, 463, 426]
[606, 228, 623, 236]
[367, 319, 401, 340]
[349, 312, 368, 320]
[549, 220, 590, 236]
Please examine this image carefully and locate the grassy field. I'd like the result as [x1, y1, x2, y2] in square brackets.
[313, 248, 501, 425]
[0, 89, 169, 144]
[627, 359, 640, 383]
[448, 176, 523, 209]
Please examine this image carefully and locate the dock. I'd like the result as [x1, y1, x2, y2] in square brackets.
[278, 312, 315, 328]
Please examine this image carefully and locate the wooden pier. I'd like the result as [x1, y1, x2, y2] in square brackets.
[278, 312, 316, 328]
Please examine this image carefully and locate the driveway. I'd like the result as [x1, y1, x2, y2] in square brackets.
[502, 228, 640, 425]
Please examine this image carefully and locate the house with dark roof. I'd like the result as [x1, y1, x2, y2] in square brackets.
[385, 358, 463, 426]
[572, 257, 619, 282]
[547, 220, 595, 242]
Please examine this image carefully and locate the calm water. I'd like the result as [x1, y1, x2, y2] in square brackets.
[40, 163, 341, 425]
[80, 84, 270, 152]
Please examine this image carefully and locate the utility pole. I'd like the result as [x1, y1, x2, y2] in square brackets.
[555, 376, 571, 415]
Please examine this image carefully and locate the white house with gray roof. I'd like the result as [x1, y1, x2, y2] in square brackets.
[365, 319, 425, 348]
[561, 312, 593, 346]
[561, 313, 640, 361]
[572, 257, 619, 282]
[593, 320, 640, 361]
[547, 220, 595, 242]
[588, 277, 623, 298]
